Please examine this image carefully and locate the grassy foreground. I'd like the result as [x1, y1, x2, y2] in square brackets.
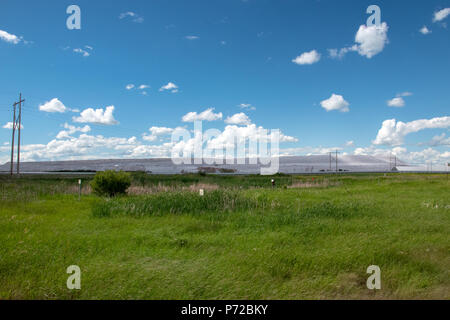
[0, 173, 448, 299]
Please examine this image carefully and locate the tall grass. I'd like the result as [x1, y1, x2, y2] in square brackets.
[92, 190, 282, 217]
[91, 189, 371, 220]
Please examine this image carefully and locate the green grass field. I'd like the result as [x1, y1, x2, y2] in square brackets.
[0, 173, 448, 299]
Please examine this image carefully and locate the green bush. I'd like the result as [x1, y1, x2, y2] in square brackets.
[90, 170, 131, 197]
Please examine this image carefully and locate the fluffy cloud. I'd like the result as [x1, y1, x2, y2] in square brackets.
[433, 8, 450, 22]
[185, 35, 199, 40]
[387, 97, 405, 107]
[56, 123, 91, 139]
[0, 29, 21, 44]
[225, 113, 251, 125]
[387, 92, 412, 107]
[10, 134, 140, 162]
[143, 126, 176, 142]
[354, 22, 389, 58]
[172, 123, 298, 158]
[73, 106, 118, 125]
[420, 26, 431, 35]
[206, 124, 297, 148]
[292, 50, 321, 65]
[329, 22, 389, 59]
[182, 108, 223, 122]
[320, 94, 350, 112]
[3, 122, 23, 129]
[159, 82, 178, 93]
[39, 98, 68, 113]
[138, 84, 150, 90]
[149, 126, 175, 135]
[403, 148, 450, 164]
[373, 116, 450, 146]
[126, 84, 135, 90]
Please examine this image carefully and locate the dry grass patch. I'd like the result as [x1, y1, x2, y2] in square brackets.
[127, 183, 220, 195]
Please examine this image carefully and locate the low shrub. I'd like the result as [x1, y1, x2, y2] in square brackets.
[90, 170, 131, 197]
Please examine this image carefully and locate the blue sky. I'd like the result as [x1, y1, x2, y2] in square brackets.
[0, 0, 449, 165]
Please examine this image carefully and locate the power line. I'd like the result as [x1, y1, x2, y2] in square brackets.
[335, 150, 340, 173]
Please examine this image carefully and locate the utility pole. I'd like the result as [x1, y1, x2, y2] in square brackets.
[16, 93, 23, 174]
[10, 104, 16, 175]
[328, 152, 332, 172]
[335, 150, 339, 173]
[10, 93, 25, 176]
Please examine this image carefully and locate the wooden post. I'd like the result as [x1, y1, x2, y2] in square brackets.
[17, 93, 22, 175]
[10, 104, 16, 175]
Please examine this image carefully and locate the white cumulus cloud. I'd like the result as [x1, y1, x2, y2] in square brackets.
[354, 22, 389, 58]
[387, 97, 405, 107]
[73, 106, 118, 125]
[225, 113, 252, 125]
[387, 92, 412, 107]
[320, 94, 350, 112]
[182, 108, 223, 122]
[0, 29, 21, 44]
[39, 98, 68, 113]
[373, 116, 450, 146]
[159, 82, 178, 93]
[329, 22, 389, 59]
[56, 123, 91, 139]
[292, 50, 321, 65]
[143, 126, 176, 142]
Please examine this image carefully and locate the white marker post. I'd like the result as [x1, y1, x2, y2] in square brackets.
[199, 189, 204, 196]
[78, 179, 82, 201]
